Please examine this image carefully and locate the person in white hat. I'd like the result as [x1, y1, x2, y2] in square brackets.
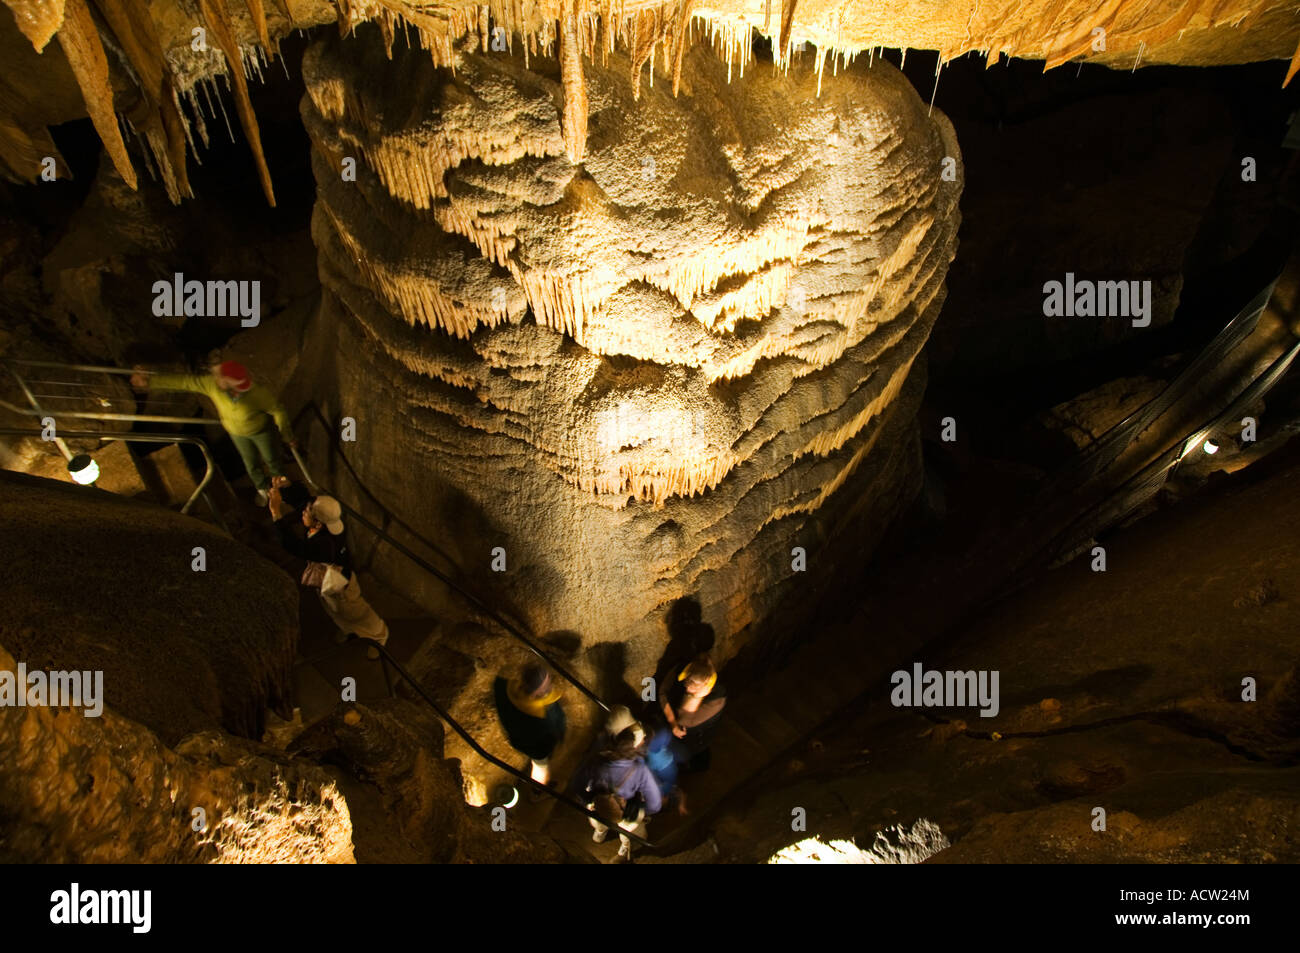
[305, 495, 345, 537]
[270, 487, 351, 573]
[269, 486, 389, 649]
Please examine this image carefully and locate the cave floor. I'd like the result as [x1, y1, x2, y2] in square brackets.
[701, 438, 1300, 863]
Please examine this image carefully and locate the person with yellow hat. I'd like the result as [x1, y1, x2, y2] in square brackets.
[493, 662, 566, 798]
[661, 653, 727, 773]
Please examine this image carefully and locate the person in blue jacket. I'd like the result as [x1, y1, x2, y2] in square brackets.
[644, 717, 686, 815]
[572, 726, 662, 861]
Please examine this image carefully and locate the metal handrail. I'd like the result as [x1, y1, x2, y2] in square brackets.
[1177, 336, 1300, 461]
[0, 411, 648, 847]
[1037, 280, 1276, 497]
[1038, 331, 1300, 567]
[364, 639, 655, 848]
[0, 427, 225, 522]
[4, 359, 625, 787]
[288, 403, 612, 714]
[5, 359, 607, 712]
[3, 360, 222, 427]
[6, 364, 72, 460]
[8, 359, 155, 375]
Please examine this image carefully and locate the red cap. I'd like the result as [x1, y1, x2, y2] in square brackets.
[217, 361, 252, 392]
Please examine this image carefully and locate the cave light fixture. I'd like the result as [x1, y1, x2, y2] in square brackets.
[67, 454, 100, 486]
[1203, 439, 1220, 455]
[493, 784, 520, 809]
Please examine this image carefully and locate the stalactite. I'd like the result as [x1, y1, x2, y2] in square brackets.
[57, 0, 138, 189]
[243, 0, 273, 50]
[159, 78, 193, 194]
[627, 7, 663, 99]
[90, 0, 191, 198]
[559, 0, 588, 163]
[793, 351, 915, 464]
[778, 0, 797, 65]
[574, 447, 743, 508]
[2, 0, 66, 50]
[210, 77, 235, 142]
[378, 5, 396, 57]
[198, 0, 277, 205]
[181, 88, 207, 151]
[3, 0, 1292, 201]
[690, 260, 795, 330]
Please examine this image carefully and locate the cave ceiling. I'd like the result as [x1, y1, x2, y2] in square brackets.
[1, 0, 1298, 202]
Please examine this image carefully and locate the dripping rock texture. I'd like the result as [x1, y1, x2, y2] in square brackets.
[1, 0, 1298, 195]
[300, 29, 962, 666]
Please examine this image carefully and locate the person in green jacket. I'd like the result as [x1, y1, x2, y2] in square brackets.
[131, 360, 296, 504]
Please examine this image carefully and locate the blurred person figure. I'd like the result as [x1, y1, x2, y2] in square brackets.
[269, 483, 389, 649]
[131, 361, 295, 505]
[661, 653, 726, 773]
[572, 724, 661, 861]
[494, 662, 566, 795]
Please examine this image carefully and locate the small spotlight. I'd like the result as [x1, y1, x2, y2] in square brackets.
[68, 454, 100, 485]
[1202, 440, 1219, 455]
[493, 784, 519, 809]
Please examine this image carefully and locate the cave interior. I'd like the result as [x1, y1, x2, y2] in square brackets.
[1, 0, 1300, 868]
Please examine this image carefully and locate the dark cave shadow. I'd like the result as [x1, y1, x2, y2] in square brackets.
[541, 629, 583, 660]
[652, 596, 717, 691]
[289, 400, 537, 639]
[584, 640, 640, 712]
[1024, 664, 1157, 706]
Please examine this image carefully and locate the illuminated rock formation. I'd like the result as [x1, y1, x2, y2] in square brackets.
[0, 471, 352, 863]
[300, 26, 962, 669]
[1, 1, 1297, 197]
[0, 643, 357, 863]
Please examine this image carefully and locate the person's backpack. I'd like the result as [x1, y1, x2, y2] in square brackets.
[591, 762, 639, 827]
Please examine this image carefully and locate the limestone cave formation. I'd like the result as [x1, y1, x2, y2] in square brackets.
[2, 0, 1300, 888]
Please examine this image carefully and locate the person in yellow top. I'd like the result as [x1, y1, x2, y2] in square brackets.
[131, 360, 297, 505]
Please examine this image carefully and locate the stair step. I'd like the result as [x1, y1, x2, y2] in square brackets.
[736, 706, 802, 753]
[780, 650, 845, 700]
[707, 735, 765, 782]
[716, 719, 767, 763]
[134, 443, 199, 506]
[819, 659, 867, 706]
[770, 685, 828, 732]
[759, 670, 821, 722]
[91, 439, 152, 499]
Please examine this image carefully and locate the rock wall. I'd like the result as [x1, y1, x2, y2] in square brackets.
[0, 469, 300, 742]
[0, 642, 356, 863]
[298, 27, 962, 674]
[708, 447, 1300, 864]
[290, 699, 587, 862]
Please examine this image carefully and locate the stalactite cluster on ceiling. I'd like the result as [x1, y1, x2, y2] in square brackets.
[1, 0, 1298, 202]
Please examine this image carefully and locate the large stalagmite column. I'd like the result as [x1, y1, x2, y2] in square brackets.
[298, 25, 962, 678]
